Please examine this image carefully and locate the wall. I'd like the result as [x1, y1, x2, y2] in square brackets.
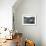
[41, 0, 46, 46]
[0, 0, 16, 30]
[13, 0, 42, 46]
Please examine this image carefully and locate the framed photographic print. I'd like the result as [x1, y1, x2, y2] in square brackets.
[22, 15, 36, 25]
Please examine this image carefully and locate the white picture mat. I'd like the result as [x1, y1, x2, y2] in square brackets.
[22, 14, 36, 25]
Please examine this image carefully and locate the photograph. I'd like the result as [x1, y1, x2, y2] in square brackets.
[22, 15, 36, 25]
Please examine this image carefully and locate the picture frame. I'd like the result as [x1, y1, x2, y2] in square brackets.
[22, 15, 36, 25]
